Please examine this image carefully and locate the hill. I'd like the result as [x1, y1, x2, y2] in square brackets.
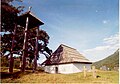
[92, 49, 119, 70]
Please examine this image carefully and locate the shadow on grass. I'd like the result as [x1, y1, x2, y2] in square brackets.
[1, 67, 45, 80]
[1, 71, 32, 79]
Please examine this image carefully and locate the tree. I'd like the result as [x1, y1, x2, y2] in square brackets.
[1, 0, 52, 72]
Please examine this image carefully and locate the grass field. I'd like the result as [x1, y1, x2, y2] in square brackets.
[1, 67, 119, 83]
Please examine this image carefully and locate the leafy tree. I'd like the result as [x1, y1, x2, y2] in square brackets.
[1, 0, 52, 71]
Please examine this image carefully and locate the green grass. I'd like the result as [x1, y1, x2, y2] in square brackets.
[1, 67, 119, 83]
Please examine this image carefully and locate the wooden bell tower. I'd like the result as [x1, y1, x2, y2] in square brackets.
[18, 7, 44, 72]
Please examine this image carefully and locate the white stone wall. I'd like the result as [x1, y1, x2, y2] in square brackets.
[58, 63, 74, 74]
[72, 63, 92, 72]
[44, 63, 92, 74]
[44, 63, 73, 74]
[44, 65, 56, 73]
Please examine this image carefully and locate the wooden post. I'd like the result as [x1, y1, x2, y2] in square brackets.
[21, 15, 29, 72]
[19, 56, 22, 68]
[9, 23, 17, 73]
[21, 7, 32, 72]
[83, 66, 87, 78]
[33, 27, 39, 72]
[92, 66, 96, 78]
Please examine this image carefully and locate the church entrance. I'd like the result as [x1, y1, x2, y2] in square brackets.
[55, 67, 58, 73]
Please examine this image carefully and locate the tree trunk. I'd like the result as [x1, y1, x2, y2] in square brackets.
[33, 27, 39, 72]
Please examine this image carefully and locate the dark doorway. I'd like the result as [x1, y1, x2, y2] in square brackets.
[55, 67, 58, 73]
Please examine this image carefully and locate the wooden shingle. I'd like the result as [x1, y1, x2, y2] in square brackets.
[42, 44, 92, 65]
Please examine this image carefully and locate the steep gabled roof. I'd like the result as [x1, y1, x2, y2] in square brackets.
[42, 44, 92, 65]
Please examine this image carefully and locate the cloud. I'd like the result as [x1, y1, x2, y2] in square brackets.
[103, 33, 119, 45]
[95, 10, 98, 13]
[83, 33, 119, 62]
[85, 46, 110, 52]
[102, 20, 109, 24]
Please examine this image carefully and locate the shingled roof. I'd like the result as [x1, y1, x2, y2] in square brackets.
[42, 44, 92, 65]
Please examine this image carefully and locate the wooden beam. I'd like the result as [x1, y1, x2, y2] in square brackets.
[21, 16, 29, 72]
[83, 66, 87, 78]
[92, 66, 96, 78]
[9, 23, 17, 73]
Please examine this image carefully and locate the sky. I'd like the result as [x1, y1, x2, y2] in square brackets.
[12, 0, 119, 63]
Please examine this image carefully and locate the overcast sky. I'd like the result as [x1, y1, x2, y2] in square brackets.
[13, 0, 119, 63]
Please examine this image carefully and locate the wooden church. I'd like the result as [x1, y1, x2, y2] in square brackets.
[42, 44, 92, 74]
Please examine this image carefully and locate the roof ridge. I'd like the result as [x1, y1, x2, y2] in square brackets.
[60, 44, 76, 50]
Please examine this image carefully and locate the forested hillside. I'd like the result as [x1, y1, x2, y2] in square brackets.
[92, 49, 119, 70]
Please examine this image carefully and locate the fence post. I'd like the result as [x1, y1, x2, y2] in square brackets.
[83, 66, 87, 78]
[92, 66, 96, 78]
